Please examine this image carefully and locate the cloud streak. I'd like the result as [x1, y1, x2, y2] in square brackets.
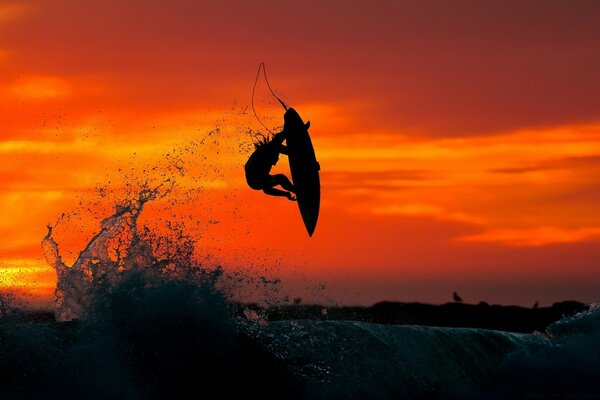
[371, 204, 485, 225]
[459, 227, 600, 247]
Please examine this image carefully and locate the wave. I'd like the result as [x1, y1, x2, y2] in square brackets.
[2, 288, 598, 399]
[251, 304, 600, 399]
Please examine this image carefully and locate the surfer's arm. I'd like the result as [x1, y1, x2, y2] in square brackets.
[271, 129, 289, 155]
[272, 129, 287, 145]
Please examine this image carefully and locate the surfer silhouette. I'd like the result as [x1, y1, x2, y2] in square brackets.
[247, 62, 321, 236]
[244, 109, 304, 201]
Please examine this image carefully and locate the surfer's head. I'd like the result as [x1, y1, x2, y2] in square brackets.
[253, 134, 271, 150]
[252, 134, 280, 164]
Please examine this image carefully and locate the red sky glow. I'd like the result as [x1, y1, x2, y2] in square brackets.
[1, 1, 600, 307]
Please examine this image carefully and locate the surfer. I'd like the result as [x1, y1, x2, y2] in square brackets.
[247, 63, 320, 235]
[244, 113, 296, 201]
[245, 107, 315, 201]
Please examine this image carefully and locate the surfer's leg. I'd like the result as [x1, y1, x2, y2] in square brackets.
[271, 174, 295, 193]
[263, 186, 296, 201]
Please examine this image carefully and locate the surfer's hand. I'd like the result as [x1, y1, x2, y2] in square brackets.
[287, 194, 297, 201]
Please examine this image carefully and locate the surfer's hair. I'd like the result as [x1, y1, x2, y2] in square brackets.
[253, 134, 272, 150]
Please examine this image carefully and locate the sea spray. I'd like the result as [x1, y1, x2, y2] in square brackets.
[42, 183, 186, 321]
[40, 122, 287, 320]
[42, 183, 291, 321]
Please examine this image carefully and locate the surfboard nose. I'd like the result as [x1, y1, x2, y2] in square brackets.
[284, 108, 304, 126]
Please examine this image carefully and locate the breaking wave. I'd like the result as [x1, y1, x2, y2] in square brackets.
[253, 305, 600, 399]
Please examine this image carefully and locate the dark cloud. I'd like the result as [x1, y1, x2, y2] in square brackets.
[543, 183, 600, 205]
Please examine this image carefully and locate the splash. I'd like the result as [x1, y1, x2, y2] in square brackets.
[39, 123, 228, 320]
[39, 124, 290, 320]
[42, 180, 219, 321]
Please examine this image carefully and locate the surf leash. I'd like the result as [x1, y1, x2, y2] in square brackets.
[251, 62, 288, 135]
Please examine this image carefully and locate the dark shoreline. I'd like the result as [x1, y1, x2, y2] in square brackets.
[6, 300, 588, 333]
[237, 300, 588, 333]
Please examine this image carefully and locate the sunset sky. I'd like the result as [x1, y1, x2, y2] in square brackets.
[1, 1, 600, 307]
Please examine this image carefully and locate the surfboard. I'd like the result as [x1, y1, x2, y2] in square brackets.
[286, 108, 320, 237]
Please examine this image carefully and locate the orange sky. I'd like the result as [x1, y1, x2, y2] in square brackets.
[1, 1, 600, 307]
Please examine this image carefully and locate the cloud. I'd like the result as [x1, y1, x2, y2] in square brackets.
[459, 226, 600, 247]
[0, 4, 28, 23]
[0, 260, 55, 297]
[10, 76, 71, 100]
[370, 203, 485, 225]
[490, 155, 600, 174]
[322, 169, 428, 191]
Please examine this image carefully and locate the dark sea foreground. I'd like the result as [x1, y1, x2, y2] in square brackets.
[1, 283, 599, 400]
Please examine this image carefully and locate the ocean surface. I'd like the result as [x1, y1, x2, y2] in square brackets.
[1, 283, 599, 399]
